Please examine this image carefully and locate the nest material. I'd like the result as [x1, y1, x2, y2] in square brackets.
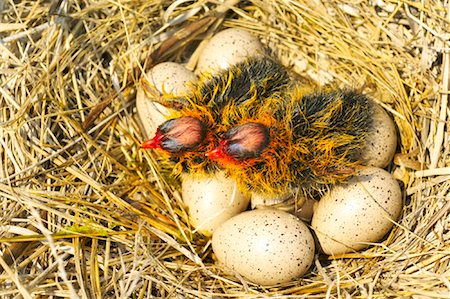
[0, 0, 448, 298]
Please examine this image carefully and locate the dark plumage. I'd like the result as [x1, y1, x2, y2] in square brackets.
[199, 56, 291, 110]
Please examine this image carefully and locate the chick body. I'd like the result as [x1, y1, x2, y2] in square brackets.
[224, 88, 373, 196]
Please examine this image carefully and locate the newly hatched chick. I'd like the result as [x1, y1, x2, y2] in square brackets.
[141, 56, 292, 174]
[206, 88, 373, 196]
[142, 56, 374, 196]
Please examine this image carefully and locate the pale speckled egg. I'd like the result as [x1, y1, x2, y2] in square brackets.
[311, 166, 402, 255]
[212, 208, 315, 285]
[362, 103, 397, 168]
[182, 172, 250, 237]
[136, 62, 197, 138]
[196, 28, 264, 74]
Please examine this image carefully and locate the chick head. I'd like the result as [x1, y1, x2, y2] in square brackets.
[141, 116, 207, 153]
[206, 122, 270, 164]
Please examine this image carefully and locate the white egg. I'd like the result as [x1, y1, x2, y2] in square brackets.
[196, 28, 264, 74]
[136, 62, 197, 138]
[362, 103, 397, 168]
[182, 172, 250, 237]
[212, 208, 315, 285]
[311, 166, 402, 255]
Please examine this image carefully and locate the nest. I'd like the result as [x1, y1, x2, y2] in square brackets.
[0, 0, 449, 297]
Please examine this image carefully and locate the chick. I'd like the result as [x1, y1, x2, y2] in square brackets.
[141, 56, 292, 174]
[206, 88, 373, 196]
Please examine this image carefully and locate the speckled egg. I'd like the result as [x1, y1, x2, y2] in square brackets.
[196, 28, 264, 74]
[311, 166, 402, 255]
[182, 172, 250, 236]
[212, 208, 315, 285]
[362, 103, 397, 168]
[136, 62, 197, 138]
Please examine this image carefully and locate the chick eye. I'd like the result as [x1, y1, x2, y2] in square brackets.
[158, 116, 207, 153]
[222, 123, 270, 159]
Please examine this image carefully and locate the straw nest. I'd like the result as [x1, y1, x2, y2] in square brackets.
[0, 0, 448, 298]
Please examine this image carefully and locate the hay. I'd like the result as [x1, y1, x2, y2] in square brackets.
[0, 0, 448, 297]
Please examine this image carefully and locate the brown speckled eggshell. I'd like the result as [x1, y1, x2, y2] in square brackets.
[136, 62, 197, 138]
[182, 172, 250, 237]
[362, 104, 397, 168]
[311, 167, 402, 255]
[196, 28, 264, 75]
[212, 208, 315, 285]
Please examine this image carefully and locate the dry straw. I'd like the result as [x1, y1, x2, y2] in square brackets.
[0, 0, 449, 298]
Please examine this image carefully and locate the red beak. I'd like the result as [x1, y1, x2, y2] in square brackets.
[206, 145, 239, 165]
[141, 132, 164, 149]
[205, 147, 227, 160]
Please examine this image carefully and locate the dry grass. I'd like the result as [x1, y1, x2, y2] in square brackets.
[0, 0, 449, 298]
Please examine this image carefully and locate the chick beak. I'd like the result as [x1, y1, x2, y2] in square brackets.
[205, 147, 227, 160]
[206, 145, 239, 165]
[141, 132, 164, 149]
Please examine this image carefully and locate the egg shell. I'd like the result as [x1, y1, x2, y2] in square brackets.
[196, 28, 264, 74]
[294, 198, 316, 222]
[136, 62, 197, 138]
[362, 103, 397, 168]
[251, 192, 314, 220]
[311, 167, 402, 255]
[251, 192, 293, 209]
[182, 172, 249, 237]
[212, 208, 315, 285]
